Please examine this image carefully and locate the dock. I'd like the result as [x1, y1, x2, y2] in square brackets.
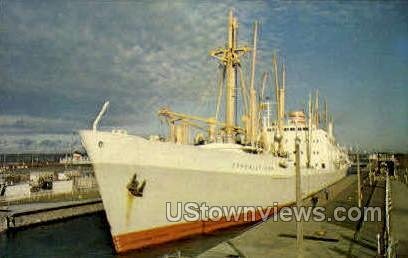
[389, 179, 408, 256]
[198, 172, 391, 258]
[0, 198, 103, 233]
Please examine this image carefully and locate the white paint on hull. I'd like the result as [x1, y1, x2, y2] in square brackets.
[80, 130, 349, 237]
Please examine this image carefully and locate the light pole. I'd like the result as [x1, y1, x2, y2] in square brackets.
[295, 137, 303, 258]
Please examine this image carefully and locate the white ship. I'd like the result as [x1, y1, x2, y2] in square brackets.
[80, 11, 350, 253]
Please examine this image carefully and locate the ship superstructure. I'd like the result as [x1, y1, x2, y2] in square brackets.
[80, 10, 350, 253]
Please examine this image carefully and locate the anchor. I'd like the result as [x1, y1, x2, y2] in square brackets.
[127, 173, 146, 197]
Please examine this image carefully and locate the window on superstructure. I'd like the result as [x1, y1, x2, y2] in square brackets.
[322, 163, 326, 169]
[284, 128, 289, 131]
[290, 128, 295, 131]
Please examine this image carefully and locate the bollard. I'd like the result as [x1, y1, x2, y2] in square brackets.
[405, 168, 408, 186]
[0, 216, 7, 233]
[369, 165, 373, 186]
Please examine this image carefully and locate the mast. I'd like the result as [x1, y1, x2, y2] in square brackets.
[273, 54, 285, 133]
[249, 22, 257, 91]
[225, 10, 236, 142]
[314, 90, 319, 128]
[210, 10, 250, 143]
[280, 63, 286, 125]
[260, 72, 269, 129]
[324, 97, 328, 130]
[272, 53, 286, 155]
[307, 93, 312, 168]
[273, 53, 279, 123]
[260, 72, 268, 100]
[249, 21, 258, 146]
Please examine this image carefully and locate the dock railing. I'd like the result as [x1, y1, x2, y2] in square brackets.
[385, 170, 394, 257]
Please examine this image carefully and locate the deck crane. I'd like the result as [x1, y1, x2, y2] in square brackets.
[158, 107, 244, 144]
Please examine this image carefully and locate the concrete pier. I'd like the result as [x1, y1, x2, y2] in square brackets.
[0, 198, 103, 233]
[390, 180, 408, 256]
[199, 173, 386, 258]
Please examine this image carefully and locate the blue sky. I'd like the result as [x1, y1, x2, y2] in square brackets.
[0, 1, 407, 153]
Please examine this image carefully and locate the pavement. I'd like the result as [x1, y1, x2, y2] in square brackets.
[0, 198, 101, 214]
[198, 173, 385, 258]
[0, 198, 103, 232]
[390, 180, 408, 256]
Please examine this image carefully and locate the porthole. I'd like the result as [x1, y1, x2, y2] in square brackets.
[98, 141, 104, 148]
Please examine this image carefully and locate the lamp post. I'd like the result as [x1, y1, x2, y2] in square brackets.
[295, 137, 303, 258]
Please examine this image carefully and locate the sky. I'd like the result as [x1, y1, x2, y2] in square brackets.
[0, 0, 407, 153]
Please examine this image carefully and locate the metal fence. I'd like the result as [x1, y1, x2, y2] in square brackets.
[0, 180, 100, 206]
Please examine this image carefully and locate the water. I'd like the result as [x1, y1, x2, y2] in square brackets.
[0, 212, 252, 258]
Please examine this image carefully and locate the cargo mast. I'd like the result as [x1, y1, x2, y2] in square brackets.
[210, 10, 250, 143]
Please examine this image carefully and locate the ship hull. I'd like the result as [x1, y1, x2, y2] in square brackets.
[80, 130, 348, 253]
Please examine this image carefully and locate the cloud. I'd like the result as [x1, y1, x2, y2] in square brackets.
[0, 134, 81, 153]
[0, 1, 407, 153]
[0, 115, 82, 134]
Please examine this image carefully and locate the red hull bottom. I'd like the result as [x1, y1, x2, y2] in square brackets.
[113, 207, 281, 253]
